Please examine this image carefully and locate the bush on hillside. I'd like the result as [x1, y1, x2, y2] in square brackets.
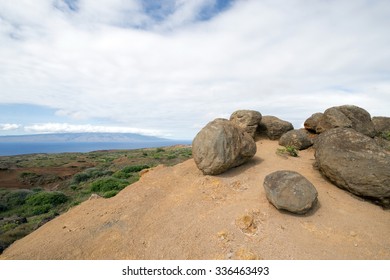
[72, 168, 113, 184]
[25, 191, 68, 207]
[3, 189, 33, 208]
[90, 177, 128, 193]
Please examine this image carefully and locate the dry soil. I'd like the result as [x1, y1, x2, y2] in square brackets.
[1, 139, 389, 259]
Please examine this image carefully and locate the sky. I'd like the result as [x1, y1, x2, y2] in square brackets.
[0, 0, 389, 140]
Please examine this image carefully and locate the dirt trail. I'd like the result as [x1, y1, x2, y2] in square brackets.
[1, 140, 389, 259]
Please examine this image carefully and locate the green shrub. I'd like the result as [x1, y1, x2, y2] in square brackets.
[286, 146, 299, 157]
[72, 172, 90, 184]
[156, 148, 165, 153]
[167, 154, 177, 160]
[90, 177, 128, 193]
[112, 170, 133, 179]
[29, 204, 52, 215]
[112, 164, 150, 179]
[4, 190, 33, 208]
[0, 203, 8, 212]
[102, 190, 119, 198]
[25, 191, 68, 207]
[382, 131, 390, 141]
[0, 222, 18, 233]
[122, 165, 150, 173]
[276, 146, 299, 157]
[72, 168, 113, 184]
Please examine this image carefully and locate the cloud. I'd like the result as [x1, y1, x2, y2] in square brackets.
[24, 123, 165, 137]
[0, 0, 389, 139]
[0, 123, 21, 131]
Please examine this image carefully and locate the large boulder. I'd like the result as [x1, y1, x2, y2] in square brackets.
[375, 137, 390, 151]
[314, 128, 390, 207]
[279, 129, 313, 150]
[263, 170, 318, 214]
[372, 116, 390, 136]
[192, 118, 256, 175]
[229, 110, 262, 139]
[257, 116, 293, 140]
[316, 105, 376, 137]
[304, 112, 324, 133]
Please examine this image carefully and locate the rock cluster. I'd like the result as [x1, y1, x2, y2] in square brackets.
[192, 104, 390, 209]
[192, 109, 293, 175]
[300, 105, 390, 207]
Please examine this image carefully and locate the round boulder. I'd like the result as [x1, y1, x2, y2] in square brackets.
[279, 129, 313, 150]
[229, 110, 262, 139]
[315, 128, 390, 207]
[372, 116, 390, 136]
[192, 118, 257, 175]
[257, 116, 294, 140]
[263, 170, 318, 214]
[316, 105, 376, 137]
[304, 112, 324, 133]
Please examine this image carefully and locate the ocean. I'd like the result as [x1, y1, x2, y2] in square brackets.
[0, 141, 191, 156]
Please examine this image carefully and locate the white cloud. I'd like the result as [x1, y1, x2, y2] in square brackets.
[0, 0, 389, 139]
[24, 123, 165, 137]
[0, 123, 21, 131]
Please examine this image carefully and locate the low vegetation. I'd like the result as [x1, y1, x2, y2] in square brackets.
[276, 146, 299, 158]
[0, 145, 192, 253]
[382, 131, 390, 141]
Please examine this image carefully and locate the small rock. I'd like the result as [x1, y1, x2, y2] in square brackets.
[263, 170, 318, 214]
[235, 214, 257, 235]
[217, 230, 229, 241]
[88, 193, 102, 200]
[235, 248, 258, 260]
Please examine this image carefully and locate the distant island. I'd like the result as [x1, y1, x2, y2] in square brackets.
[0, 133, 191, 156]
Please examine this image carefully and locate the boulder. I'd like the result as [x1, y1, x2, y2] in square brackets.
[372, 116, 390, 136]
[192, 118, 256, 175]
[314, 128, 390, 207]
[279, 129, 313, 150]
[304, 112, 323, 133]
[257, 116, 294, 140]
[316, 105, 376, 137]
[263, 170, 318, 214]
[229, 110, 262, 139]
[375, 137, 390, 151]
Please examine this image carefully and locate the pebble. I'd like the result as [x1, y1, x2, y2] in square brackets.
[350, 231, 357, 237]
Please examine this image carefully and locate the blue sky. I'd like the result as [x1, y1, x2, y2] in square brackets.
[1, 0, 389, 139]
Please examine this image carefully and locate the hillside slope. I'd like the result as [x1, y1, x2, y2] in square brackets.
[1, 140, 389, 259]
